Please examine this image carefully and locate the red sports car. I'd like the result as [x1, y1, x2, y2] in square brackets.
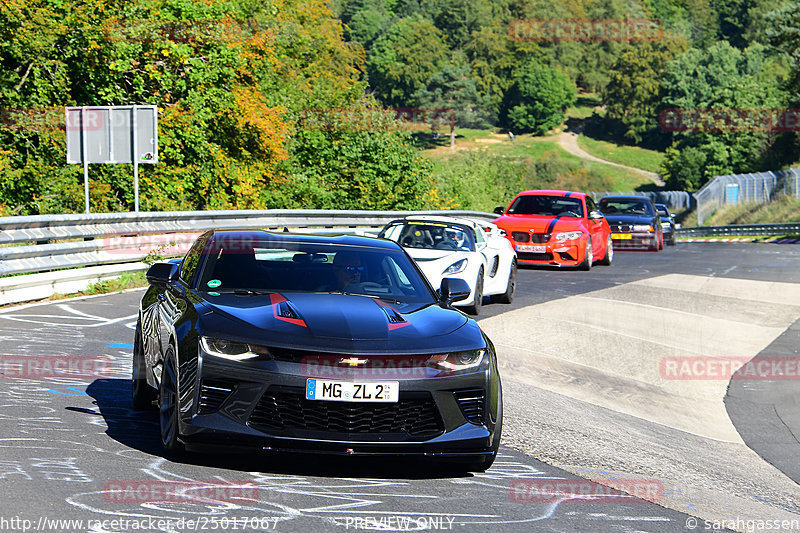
[493, 190, 613, 269]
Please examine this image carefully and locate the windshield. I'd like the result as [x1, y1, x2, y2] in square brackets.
[507, 195, 585, 217]
[381, 222, 475, 252]
[196, 236, 436, 305]
[599, 200, 654, 216]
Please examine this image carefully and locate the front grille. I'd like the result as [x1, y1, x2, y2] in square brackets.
[517, 252, 553, 261]
[613, 225, 632, 232]
[248, 386, 444, 438]
[512, 232, 550, 243]
[454, 389, 485, 425]
[198, 380, 236, 414]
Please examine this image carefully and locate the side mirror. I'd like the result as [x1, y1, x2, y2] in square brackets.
[439, 278, 471, 306]
[146, 262, 179, 287]
[493, 206, 505, 215]
[589, 210, 604, 220]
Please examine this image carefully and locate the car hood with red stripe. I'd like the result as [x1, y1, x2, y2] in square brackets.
[197, 292, 483, 354]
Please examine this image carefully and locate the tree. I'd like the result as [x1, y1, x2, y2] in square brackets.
[658, 42, 788, 190]
[500, 60, 577, 135]
[367, 16, 449, 107]
[413, 57, 492, 147]
[603, 35, 687, 143]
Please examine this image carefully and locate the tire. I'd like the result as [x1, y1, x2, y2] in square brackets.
[667, 237, 676, 246]
[491, 260, 516, 304]
[598, 236, 613, 266]
[463, 269, 484, 316]
[658, 232, 664, 250]
[649, 235, 659, 251]
[159, 348, 184, 454]
[579, 238, 592, 271]
[132, 321, 157, 410]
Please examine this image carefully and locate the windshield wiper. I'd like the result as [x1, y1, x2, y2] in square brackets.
[321, 291, 403, 305]
[232, 288, 271, 296]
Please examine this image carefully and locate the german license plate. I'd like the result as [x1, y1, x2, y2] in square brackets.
[516, 244, 546, 253]
[612, 233, 632, 240]
[305, 379, 399, 403]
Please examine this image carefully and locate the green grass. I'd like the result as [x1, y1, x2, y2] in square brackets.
[576, 136, 665, 174]
[703, 196, 800, 226]
[566, 93, 602, 120]
[51, 271, 148, 299]
[426, 133, 652, 193]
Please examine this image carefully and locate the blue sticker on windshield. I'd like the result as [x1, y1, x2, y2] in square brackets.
[207, 279, 222, 288]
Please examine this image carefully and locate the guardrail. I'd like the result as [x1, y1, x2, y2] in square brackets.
[676, 223, 800, 238]
[0, 209, 498, 277]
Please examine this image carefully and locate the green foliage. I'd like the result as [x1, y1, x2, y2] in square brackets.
[603, 35, 687, 143]
[414, 58, 492, 128]
[659, 41, 790, 189]
[366, 16, 449, 107]
[285, 125, 439, 210]
[431, 150, 615, 212]
[501, 60, 577, 135]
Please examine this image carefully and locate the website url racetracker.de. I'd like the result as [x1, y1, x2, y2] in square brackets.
[0, 515, 281, 531]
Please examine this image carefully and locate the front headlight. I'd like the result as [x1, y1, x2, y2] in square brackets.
[633, 225, 654, 232]
[426, 349, 485, 373]
[443, 258, 467, 275]
[200, 336, 271, 361]
[554, 231, 583, 242]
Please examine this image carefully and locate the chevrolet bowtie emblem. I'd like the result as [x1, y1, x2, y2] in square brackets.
[339, 357, 368, 367]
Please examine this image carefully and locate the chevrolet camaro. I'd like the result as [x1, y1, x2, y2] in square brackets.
[132, 230, 502, 471]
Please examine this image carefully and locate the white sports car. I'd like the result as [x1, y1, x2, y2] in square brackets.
[378, 216, 517, 315]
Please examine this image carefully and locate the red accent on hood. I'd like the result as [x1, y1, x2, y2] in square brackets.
[374, 299, 411, 331]
[269, 293, 308, 327]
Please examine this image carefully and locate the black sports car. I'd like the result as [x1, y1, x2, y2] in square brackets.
[133, 230, 502, 471]
[655, 203, 677, 246]
[598, 196, 664, 251]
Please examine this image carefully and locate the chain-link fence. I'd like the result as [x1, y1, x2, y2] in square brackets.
[693, 169, 800, 224]
[589, 191, 694, 210]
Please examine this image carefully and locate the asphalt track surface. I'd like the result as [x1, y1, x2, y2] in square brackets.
[1, 242, 798, 532]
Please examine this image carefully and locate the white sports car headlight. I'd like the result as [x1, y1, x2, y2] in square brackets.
[443, 259, 467, 275]
[554, 231, 583, 242]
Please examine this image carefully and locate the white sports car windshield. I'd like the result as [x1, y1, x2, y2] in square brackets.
[382, 222, 475, 252]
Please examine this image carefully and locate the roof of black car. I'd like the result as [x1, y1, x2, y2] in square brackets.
[599, 196, 654, 203]
[206, 229, 399, 250]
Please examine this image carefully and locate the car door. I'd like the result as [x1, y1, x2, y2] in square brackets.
[471, 225, 491, 276]
[155, 234, 208, 363]
[585, 196, 606, 252]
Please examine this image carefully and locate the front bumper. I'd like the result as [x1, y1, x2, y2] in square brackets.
[178, 352, 499, 457]
[611, 232, 658, 249]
